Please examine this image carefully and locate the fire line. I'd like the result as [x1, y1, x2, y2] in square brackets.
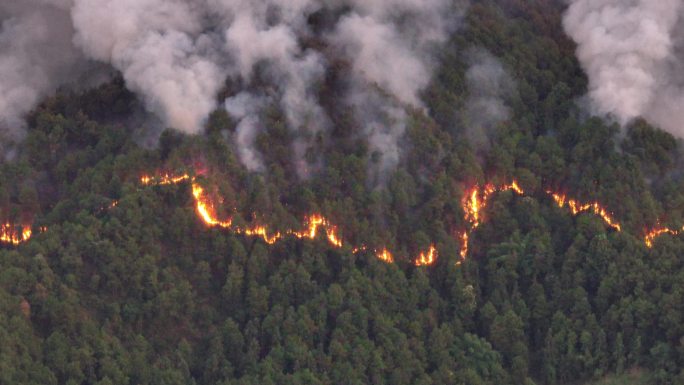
[2, 172, 673, 260]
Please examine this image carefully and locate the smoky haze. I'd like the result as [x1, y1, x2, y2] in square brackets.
[0, 1, 85, 141]
[463, 48, 516, 153]
[0, 0, 468, 180]
[563, 0, 684, 137]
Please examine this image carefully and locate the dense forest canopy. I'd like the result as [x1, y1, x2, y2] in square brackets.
[0, 1, 683, 384]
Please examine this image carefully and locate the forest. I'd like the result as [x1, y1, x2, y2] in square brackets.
[1, 0, 683, 384]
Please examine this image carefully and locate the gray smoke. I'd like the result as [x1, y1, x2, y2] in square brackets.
[0, 0, 467, 180]
[71, 0, 225, 134]
[225, 92, 268, 172]
[215, 0, 466, 178]
[0, 1, 85, 140]
[563, 0, 684, 137]
[328, 0, 466, 182]
[347, 84, 408, 186]
[463, 49, 515, 151]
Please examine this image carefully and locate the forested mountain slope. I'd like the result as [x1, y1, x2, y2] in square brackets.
[0, 1, 683, 384]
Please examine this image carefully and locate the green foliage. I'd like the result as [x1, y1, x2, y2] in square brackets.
[0, 2, 683, 385]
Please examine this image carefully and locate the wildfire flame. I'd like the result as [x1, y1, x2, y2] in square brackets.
[239, 226, 280, 245]
[141, 173, 192, 186]
[4, 172, 670, 255]
[458, 182, 628, 263]
[548, 192, 621, 231]
[136, 172, 684, 262]
[414, 245, 437, 266]
[191, 182, 232, 228]
[143, 171, 684, 265]
[459, 181, 526, 260]
[0, 223, 33, 245]
[0, 173, 664, 258]
[289, 215, 344, 248]
[463, 182, 524, 229]
[644, 225, 684, 248]
[326, 228, 343, 248]
[142, 173, 435, 265]
[376, 249, 394, 263]
[459, 232, 469, 260]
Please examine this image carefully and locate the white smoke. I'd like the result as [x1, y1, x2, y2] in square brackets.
[71, 0, 225, 134]
[347, 84, 408, 186]
[225, 92, 268, 172]
[0, 0, 467, 179]
[563, 0, 684, 137]
[0, 1, 84, 139]
[463, 49, 516, 151]
[332, 14, 430, 107]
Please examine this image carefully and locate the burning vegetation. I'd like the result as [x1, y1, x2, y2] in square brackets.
[1, 172, 676, 258]
[0, 223, 32, 245]
[137, 172, 658, 267]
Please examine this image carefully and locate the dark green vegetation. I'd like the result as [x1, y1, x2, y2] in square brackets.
[1, 1, 683, 384]
[587, 369, 652, 385]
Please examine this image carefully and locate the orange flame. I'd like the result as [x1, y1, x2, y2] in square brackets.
[376, 249, 394, 263]
[287, 215, 345, 248]
[191, 183, 232, 229]
[326, 227, 343, 248]
[0, 169, 674, 256]
[464, 188, 482, 228]
[459, 231, 469, 260]
[7, 171, 673, 255]
[141, 171, 684, 264]
[644, 226, 684, 248]
[141, 173, 192, 186]
[414, 245, 437, 266]
[463, 182, 525, 230]
[459, 181, 627, 262]
[297, 215, 325, 239]
[142, 172, 437, 265]
[548, 192, 621, 231]
[459, 181, 526, 262]
[508, 181, 524, 195]
[0, 223, 33, 245]
[239, 226, 280, 245]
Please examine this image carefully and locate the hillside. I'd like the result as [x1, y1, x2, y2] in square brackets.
[0, 1, 683, 384]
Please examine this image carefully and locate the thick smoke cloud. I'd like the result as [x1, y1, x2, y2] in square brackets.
[0, 1, 85, 140]
[0, 0, 467, 180]
[71, 0, 225, 134]
[563, 0, 684, 137]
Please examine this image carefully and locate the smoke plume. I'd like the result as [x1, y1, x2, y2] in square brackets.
[463, 48, 516, 151]
[0, 1, 85, 140]
[563, 0, 684, 137]
[0, 0, 467, 179]
[225, 92, 268, 173]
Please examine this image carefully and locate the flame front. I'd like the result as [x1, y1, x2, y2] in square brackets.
[548, 192, 622, 231]
[414, 246, 436, 266]
[3, 173, 673, 254]
[326, 228, 343, 248]
[376, 249, 394, 263]
[459, 181, 526, 262]
[141, 173, 192, 186]
[459, 182, 626, 263]
[459, 231, 469, 261]
[463, 182, 524, 230]
[0, 223, 33, 245]
[141, 172, 684, 265]
[191, 183, 232, 229]
[644, 225, 684, 248]
[143, 173, 436, 265]
[239, 226, 280, 245]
